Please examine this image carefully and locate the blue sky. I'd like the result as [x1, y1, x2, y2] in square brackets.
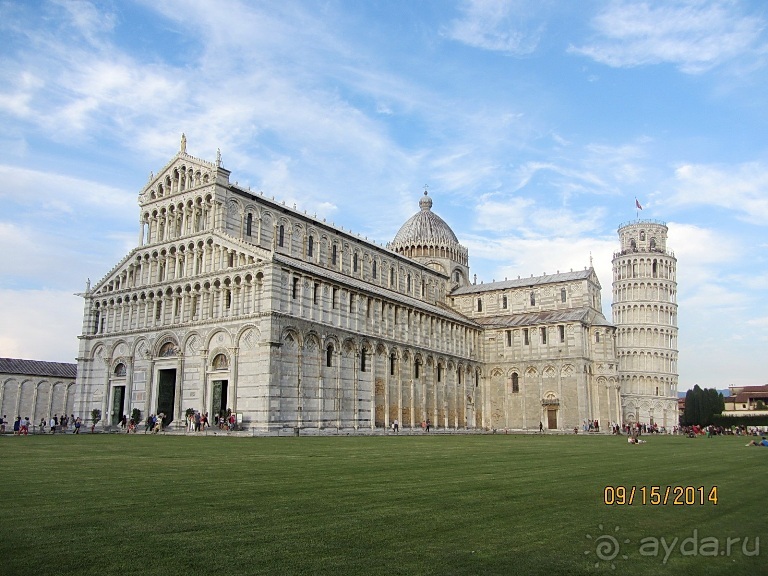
[1, 0, 766, 391]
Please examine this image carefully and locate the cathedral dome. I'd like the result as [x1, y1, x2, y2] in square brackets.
[390, 191, 468, 269]
[392, 191, 459, 246]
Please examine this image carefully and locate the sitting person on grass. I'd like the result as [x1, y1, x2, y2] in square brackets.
[745, 436, 768, 447]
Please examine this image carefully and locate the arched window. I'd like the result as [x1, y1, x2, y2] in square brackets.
[630, 239, 637, 250]
[390, 353, 396, 376]
[332, 244, 337, 265]
[326, 345, 333, 368]
[640, 231, 646, 241]
[360, 349, 367, 372]
[372, 260, 377, 279]
[650, 237, 657, 250]
[477, 298, 482, 312]
[414, 359, 420, 379]
[595, 331, 600, 343]
[561, 288, 566, 303]
[502, 295, 508, 309]
[278, 224, 285, 247]
[512, 373, 519, 393]
[212, 353, 229, 370]
[530, 292, 536, 306]
[246, 213, 252, 236]
[353, 253, 358, 272]
[114, 363, 126, 377]
[308, 235, 314, 257]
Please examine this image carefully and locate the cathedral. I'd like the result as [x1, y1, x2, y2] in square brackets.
[71, 138, 679, 432]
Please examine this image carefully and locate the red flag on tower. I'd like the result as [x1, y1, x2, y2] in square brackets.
[635, 198, 643, 210]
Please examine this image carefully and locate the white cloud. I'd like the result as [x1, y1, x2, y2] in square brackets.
[665, 162, 768, 224]
[473, 195, 607, 238]
[0, 165, 134, 213]
[444, 0, 545, 55]
[570, 0, 766, 73]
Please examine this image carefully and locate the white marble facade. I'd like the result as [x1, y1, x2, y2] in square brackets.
[73, 139, 674, 432]
[612, 221, 679, 429]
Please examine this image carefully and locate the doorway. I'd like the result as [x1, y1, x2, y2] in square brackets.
[547, 409, 558, 430]
[157, 369, 176, 427]
[112, 386, 125, 426]
[212, 380, 228, 421]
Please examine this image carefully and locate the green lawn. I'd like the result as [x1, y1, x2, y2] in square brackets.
[0, 433, 764, 576]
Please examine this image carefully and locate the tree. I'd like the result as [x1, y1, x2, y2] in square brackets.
[683, 386, 698, 426]
[681, 386, 724, 426]
[90, 408, 101, 433]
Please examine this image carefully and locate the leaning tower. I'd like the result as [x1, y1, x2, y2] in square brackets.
[612, 220, 679, 429]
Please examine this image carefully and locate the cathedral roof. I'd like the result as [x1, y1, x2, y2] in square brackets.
[391, 191, 460, 248]
[0, 358, 77, 379]
[452, 269, 597, 295]
[474, 307, 613, 329]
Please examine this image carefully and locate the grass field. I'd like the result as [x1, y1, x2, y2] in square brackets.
[0, 432, 764, 576]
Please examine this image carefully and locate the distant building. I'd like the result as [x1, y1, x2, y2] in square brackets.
[723, 385, 768, 416]
[0, 358, 77, 422]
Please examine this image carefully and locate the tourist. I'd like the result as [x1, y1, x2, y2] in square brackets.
[153, 413, 164, 433]
[21, 417, 30, 435]
[745, 437, 768, 447]
[539, 421, 543, 433]
[13, 416, 21, 435]
[0, 414, 5, 433]
[74, 417, 82, 434]
[394, 419, 399, 434]
[39, 418, 46, 433]
[426, 419, 431, 432]
[144, 414, 153, 434]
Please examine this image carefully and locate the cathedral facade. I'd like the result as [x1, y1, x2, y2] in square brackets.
[71, 140, 677, 432]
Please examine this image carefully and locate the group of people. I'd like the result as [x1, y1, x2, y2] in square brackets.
[141, 413, 166, 433]
[0, 414, 82, 435]
[214, 411, 237, 431]
[185, 411, 211, 432]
